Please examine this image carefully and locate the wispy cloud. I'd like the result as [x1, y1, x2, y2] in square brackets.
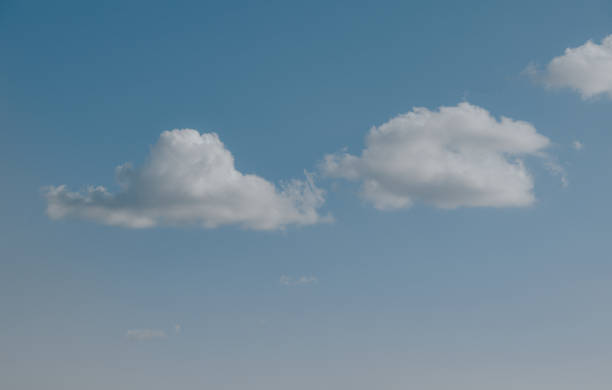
[280, 275, 318, 286]
[544, 158, 569, 187]
[573, 140, 584, 151]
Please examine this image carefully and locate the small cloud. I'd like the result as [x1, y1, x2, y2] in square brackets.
[530, 35, 612, 99]
[573, 140, 584, 151]
[280, 275, 318, 286]
[126, 329, 167, 341]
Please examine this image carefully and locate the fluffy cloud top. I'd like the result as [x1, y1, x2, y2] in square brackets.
[321, 102, 551, 210]
[542, 35, 612, 99]
[45, 130, 328, 230]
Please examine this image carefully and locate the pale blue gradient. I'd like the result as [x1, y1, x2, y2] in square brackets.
[2, 0, 612, 389]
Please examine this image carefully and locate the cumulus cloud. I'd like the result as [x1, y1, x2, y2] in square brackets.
[44, 129, 329, 230]
[535, 35, 612, 99]
[280, 275, 318, 286]
[321, 102, 553, 210]
[126, 329, 167, 341]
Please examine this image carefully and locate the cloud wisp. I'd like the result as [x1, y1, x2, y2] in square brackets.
[573, 140, 584, 151]
[321, 102, 554, 210]
[280, 275, 318, 286]
[530, 35, 612, 99]
[44, 129, 329, 230]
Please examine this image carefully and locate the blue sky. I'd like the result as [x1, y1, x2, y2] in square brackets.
[2, 0, 612, 388]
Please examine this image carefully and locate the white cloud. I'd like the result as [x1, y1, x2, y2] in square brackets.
[280, 275, 318, 286]
[538, 35, 612, 99]
[126, 329, 167, 341]
[321, 102, 553, 210]
[573, 140, 584, 151]
[44, 129, 329, 230]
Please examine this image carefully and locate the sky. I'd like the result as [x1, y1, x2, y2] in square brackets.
[2, 0, 612, 388]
